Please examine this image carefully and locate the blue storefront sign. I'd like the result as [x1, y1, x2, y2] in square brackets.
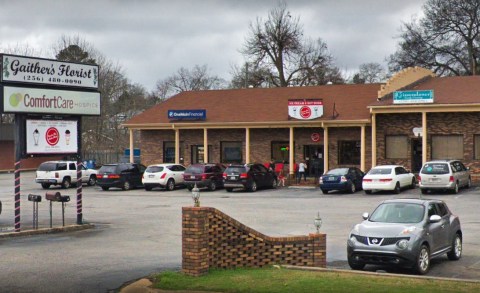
[168, 109, 206, 121]
[393, 90, 434, 104]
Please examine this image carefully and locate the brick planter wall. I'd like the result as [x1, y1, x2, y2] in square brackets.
[182, 206, 326, 276]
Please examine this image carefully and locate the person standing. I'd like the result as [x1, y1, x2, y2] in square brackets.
[297, 161, 307, 183]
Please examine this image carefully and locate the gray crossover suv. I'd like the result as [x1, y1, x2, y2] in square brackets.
[347, 198, 462, 274]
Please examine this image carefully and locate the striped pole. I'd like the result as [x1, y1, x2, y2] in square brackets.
[76, 161, 83, 224]
[14, 160, 21, 232]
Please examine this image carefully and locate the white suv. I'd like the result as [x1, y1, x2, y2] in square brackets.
[35, 161, 98, 189]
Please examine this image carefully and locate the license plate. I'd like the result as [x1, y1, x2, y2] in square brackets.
[430, 178, 440, 182]
[148, 175, 155, 178]
[329, 177, 335, 180]
[230, 176, 236, 180]
[190, 175, 195, 179]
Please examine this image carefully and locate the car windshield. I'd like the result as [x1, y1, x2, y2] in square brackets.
[370, 203, 425, 223]
[226, 166, 248, 173]
[185, 165, 205, 174]
[37, 162, 57, 171]
[421, 163, 449, 175]
[326, 168, 349, 175]
[146, 166, 164, 173]
[368, 168, 392, 175]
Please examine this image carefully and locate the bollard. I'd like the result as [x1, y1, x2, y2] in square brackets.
[28, 194, 42, 230]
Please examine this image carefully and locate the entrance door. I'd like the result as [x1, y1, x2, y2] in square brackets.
[304, 145, 324, 177]
[411, 138, 423, 172]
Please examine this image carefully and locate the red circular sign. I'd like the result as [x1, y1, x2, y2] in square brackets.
[311, 133, 321, 142]
[45, 127, 60, 146]
[300, 106, 311, 119]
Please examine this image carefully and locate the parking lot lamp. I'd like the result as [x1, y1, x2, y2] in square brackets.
[192, 184, 200, 207]
[314, 212, 322, 234]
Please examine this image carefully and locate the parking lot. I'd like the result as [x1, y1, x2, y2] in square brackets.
[1, 171, 480, 292]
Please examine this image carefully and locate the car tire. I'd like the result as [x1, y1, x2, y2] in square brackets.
[166, 179, 175, 191]
[451, 182, 459, 194]
[226, 188, 233, 192]
[393, 182, 401, 194]
[447, 233, 462, 261]
[61, 178, 71, 189]
[421, 189, 428, 195]
[41, 183, 51, 189]
[145, 186, 152, 191]
[364, 190, 372, 195]
[208, 181, 217, 191]
[271, 178, 278, 189]
[87, 175, 97, 186]
[123, 181, 131, 191]
[415, 244, 430, 275]
[321, 189, 329, 194]
[249, 181, 257, 192]
[349, 181, 356, 193]
[410, 177, 416, 189]
[466, 177, 472, 189]
[0, 200, 2, 215]
[348, 257, 365, 271]
[101, 187, 109, 191]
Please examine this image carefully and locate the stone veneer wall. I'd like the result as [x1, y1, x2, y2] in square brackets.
[182, 206, 326, 276]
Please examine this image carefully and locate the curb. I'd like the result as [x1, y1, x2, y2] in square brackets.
[0, 223, 95, 238]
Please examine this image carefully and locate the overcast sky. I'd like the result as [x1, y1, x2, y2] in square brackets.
[0, 0, 426, 91]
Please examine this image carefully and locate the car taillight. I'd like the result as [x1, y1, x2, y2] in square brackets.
[55, 172, 59, 178]
[449, 176, 454, 182]
[108, 174, 120, 179]
[240, 173, 248, 179]
[340, 176, 347, 182]
[379, 178, 392, 182]
[417, 175, 422, 182]
[363, 179, 372, 182]
[160, 173, 167, 179]
[223, 173, 227, 179]
[97, 174, 103, 179]
[202, 174, 207, 180]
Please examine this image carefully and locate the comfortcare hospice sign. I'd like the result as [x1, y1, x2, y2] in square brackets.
[26, 119, 78, 154]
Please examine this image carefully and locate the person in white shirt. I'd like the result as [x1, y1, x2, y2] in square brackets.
[297, 161, 307, 183]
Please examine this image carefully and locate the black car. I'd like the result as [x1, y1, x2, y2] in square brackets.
[183, 163, 225, 191]
[319, 167, 364, 194]
[97, 163, 146, 191]
[223, 163, 276, 192]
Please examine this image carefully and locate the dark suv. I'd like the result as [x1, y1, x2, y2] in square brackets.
[97, 163, 146, 191]
[223, 163, 276, 192]
[183, 163, 225, 191]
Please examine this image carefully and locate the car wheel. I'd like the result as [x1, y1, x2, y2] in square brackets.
[166, 179, 175, 191]
[364, 190, 372, 195]
[208, 181, 217, 191]
[348, 257, 365, 270]
[349, 181, 356, 193]
[61, 178, 71, 189]
[447, 234, 462, 260]
[0, 201, 2, 215]
[87, 175, 97, 186]
[410, 177, 416, 189]
[226, 188, 233, 192]
[271, 178, 278, 189]
[123, 181, 131, 191]
[41, 183, 51, 189]
[321, 189, 328, 194]
[101, 187, 109, 191]
[249, 181, 257, 192]
[145, 186, 152, 191]
[451, 182, 459, 194]
[393, 182, 401, 194]
[415, 245, 430, 275]
[421, 189, 428, 195]
[466, 177, 472, 189]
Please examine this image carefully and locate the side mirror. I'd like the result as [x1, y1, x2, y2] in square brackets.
[429, 214, 442, 223]
[362, 212, 369, 220]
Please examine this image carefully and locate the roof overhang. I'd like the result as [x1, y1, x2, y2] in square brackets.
[369, 103, 480, 114]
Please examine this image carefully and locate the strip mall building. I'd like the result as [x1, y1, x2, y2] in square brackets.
[123, 67, 480, 180]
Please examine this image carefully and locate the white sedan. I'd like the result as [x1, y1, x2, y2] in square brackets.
[362, 165, 416, 194]
[142, 163, 186, 191]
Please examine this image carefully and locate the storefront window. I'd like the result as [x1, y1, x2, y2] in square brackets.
[191, 145, 213, 163]
[221, 141, 242, 163]
[338, 140, 360, 165]
[432, 135, 463, 159]
[386, 135, 408, 159]
[271, 141, 290, 163]
[163, 141, 184, 163]
[475, 135, 480, 159]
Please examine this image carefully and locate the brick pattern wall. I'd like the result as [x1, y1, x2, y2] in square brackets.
[182, 206, 326, 276]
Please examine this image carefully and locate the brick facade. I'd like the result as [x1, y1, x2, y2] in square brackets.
[182, 206, 326, 276]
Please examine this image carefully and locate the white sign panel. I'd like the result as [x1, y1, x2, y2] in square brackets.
[26, 120, 78, 154]
[3, 86, 100, 115]
[288, 100, 323, 120]
[2, 54, 98, 89]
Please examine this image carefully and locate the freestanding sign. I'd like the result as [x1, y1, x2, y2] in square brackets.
[26, 119, 78, 154]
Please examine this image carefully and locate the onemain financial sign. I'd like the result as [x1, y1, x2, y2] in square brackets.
[393, 90, 434, 104]
[1, 54, 98, 89]
[168, 109, 206, 121]
[2, 86, 101, 115]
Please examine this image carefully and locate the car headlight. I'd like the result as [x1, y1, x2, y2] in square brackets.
[400, 226, 416, 235]
[348, 235, 357, 247]
[351, 224, 360, 234]
[396, 239, 409, 250]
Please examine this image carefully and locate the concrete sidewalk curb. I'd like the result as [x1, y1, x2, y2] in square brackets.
[0, 223, 95, 238]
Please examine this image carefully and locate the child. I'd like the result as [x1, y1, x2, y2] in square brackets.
[277, 169, 286, 187]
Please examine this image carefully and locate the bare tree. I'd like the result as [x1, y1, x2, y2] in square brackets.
[388, 0, 480, 76]
[352, 62, 387, 84]
[241, 2, 343, 87]
[230, 62, 272, 88]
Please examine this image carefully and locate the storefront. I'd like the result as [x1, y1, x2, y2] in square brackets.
[123, 67, 480, 180]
